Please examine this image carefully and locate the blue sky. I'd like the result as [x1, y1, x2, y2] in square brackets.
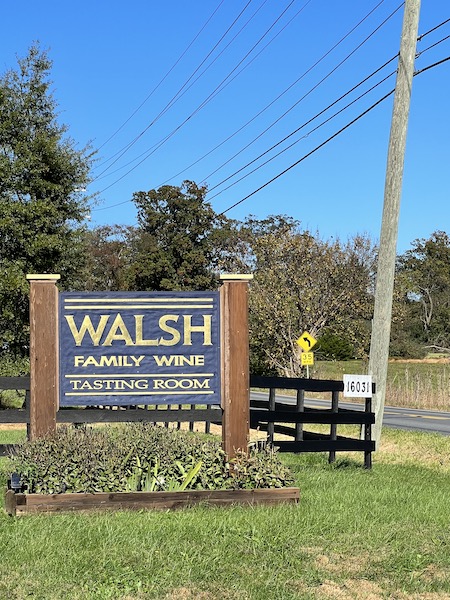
[1, 1, 449, 253]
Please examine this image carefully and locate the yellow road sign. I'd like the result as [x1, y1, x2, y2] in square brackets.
[301, 351, 314, 366]
[297, 331, 317, 352]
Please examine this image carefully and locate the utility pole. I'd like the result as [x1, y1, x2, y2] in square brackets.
[369, 0, 421, 447]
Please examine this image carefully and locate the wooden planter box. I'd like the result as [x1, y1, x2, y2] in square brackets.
[5, 487, 300, 516]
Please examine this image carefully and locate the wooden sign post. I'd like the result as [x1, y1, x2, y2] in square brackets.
[220, 274, 253, 459]
[27, 274, 60, 441]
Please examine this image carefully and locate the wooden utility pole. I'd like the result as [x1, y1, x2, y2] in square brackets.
[369, 0, 421, 446]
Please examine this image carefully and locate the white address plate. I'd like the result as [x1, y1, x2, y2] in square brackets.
[343, 374, 373, 398]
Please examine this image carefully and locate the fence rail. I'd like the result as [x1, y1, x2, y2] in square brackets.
[250, 375, 375, 468]
[1, 375, 375, 467]
[0, 377, 222, 456]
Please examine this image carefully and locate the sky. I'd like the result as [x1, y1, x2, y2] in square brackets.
[1, 0, 449, 253]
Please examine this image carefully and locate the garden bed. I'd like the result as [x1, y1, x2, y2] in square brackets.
[5, 487, 300, 516]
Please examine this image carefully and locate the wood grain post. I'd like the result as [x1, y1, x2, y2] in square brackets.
[27, 274, 60, 441]
[220, 274, 253, 460]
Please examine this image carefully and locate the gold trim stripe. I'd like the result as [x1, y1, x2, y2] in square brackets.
[63, 305, 213, 310]
[64, 391, 215, 396]
[65, 373, 215, 378]
[64, 298, 214, 303]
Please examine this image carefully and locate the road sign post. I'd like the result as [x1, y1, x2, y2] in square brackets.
[297, 332, 317, 378]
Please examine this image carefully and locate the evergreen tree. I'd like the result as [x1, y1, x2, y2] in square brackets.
[0, 45, 94, 358]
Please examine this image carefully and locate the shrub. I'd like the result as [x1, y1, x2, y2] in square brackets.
[316, 331, 355, 361]
[7, 424, 294, 494]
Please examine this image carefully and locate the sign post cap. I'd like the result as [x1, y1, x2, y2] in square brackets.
[26, 274, 61, 281]
[219, 273, 253, 282]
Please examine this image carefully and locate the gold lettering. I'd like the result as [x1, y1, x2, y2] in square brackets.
[65, 315, 110, 346]
[153, 354, 205, 366]
[159, 315, 181, 346]
[183, 315, 212, 346]
[103, 314, 134, 346]
[134, 315, 158, 346]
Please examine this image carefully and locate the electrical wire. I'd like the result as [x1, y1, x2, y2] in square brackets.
[218, 54, 450, 215]
[92, 0, 392, 204]
[90, 17, 450, 216]
[96, 0, 226, 153]
[202, 1, 402, 183]
[95, 0, 313, 185]
[417, 17, 450, 42]
[94, 0, 302, 187]
[207, 29, 450, 197]
[156, 0, 388, 187]
[207, 68, 397, 199]
[93, 0, 255, 176]
[89, 51, 450, 218]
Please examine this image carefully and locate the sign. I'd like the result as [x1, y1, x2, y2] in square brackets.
[343, 374, 373, 398]
[59, 291, 220, 406]
[296, 331, 317, 352]
[300, 352, 314, 366]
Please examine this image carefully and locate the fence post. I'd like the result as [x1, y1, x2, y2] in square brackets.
[328, 389, 339, 464]
[27, 274, 60, 441]
[220, 274, 253, 459]
[364, 397, 373, 469]
[295, 388, 305, 441]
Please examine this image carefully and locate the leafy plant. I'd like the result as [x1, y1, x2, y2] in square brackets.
[7, 424, 293, 494]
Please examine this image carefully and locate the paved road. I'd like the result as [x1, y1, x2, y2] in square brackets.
[250, 391, 450, 436]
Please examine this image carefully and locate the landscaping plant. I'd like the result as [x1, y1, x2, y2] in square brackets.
[7, 423, 294, 494]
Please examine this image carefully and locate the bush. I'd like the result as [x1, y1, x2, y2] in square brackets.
[7, 424, 294, 494]
[316, 331, 355, 361]
[389, 329, 426, 359]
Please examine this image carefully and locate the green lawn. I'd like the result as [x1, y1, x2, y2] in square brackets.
[1, 427, 450, 599]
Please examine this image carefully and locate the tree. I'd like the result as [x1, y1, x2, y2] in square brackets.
[0, 45, 93, 358]
[82, 225, 135, 291]
[243, 217, 375, 376]
[127, 181, 237, 291]
[395, 231, 450, 352]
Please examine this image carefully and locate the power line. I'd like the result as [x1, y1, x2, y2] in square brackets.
[218, 54, 450, 215]
[162, 0, 392, 185]
[208, 27, 450, 197]
[202, 1, 402, 183]
[207, 68, 397, 200]
[93, 0, 255, 177]
[96, 0, 314, 186]
[90, 13, 450, 217]
[96, 0, 226, 153]
[92, 0, 392, 206]
[90, 50, 450, 219]
[417, 17, 450, 41]
[219, 90, 394, 214]
[94, 0, 302, 188]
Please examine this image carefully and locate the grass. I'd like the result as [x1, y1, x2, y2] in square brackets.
[314, 359, 450, 411]
[1, 427, 450, 599]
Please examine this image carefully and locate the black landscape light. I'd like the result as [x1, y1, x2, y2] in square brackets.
[8, 472, 22, 493]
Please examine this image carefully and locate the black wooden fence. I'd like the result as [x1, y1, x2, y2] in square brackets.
[1, 375, 375, 467]
[0, 376, 222, 456]
[250, 375, 375, 468]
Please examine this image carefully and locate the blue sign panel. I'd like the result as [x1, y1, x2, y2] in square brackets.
[59, 292, 220, 406]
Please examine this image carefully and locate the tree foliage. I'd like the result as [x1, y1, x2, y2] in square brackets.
[0, 45, 93, 357]
[393, 231, 450, 353]
[127, 181, 237, 291]
[243, 217, 375, 376]
[82, 225, 135, 291]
